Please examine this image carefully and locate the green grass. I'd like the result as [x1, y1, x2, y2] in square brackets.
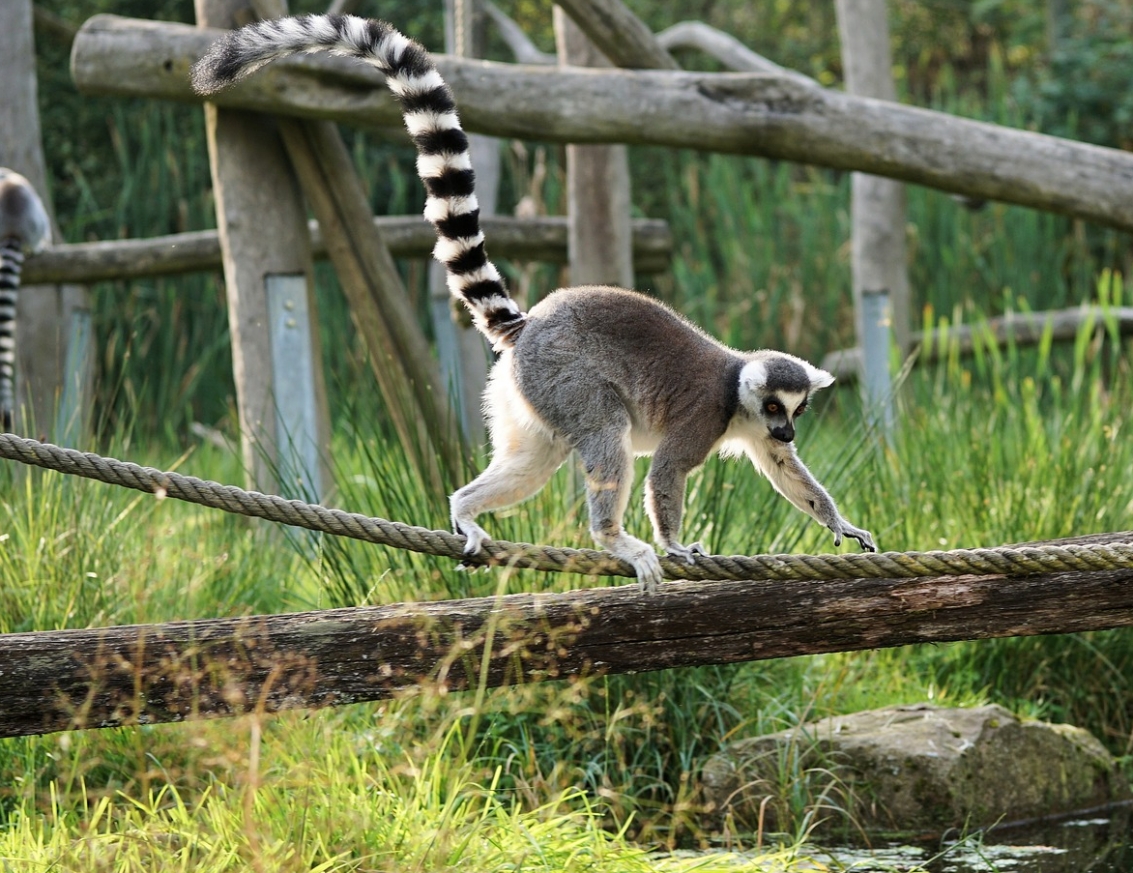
[0, 708, 835, 872]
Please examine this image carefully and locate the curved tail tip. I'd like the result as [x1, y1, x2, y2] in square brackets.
[189, 39, 243, 96]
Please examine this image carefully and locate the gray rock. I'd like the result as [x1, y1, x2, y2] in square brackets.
[700, 703, 1131, 839]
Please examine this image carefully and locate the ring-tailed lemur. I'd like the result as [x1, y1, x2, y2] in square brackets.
[191, 14, 876, 592]
[0, 169, 51, 432]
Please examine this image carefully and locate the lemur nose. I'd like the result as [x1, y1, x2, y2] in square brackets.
[770, 426, 794, 443]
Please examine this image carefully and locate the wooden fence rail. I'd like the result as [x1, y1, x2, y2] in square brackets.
[23, 216, 671, 287]
[72, 14, 1133, 234]
[1, 530, 1131, 738]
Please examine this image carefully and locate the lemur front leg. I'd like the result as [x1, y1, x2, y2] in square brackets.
[748, 437, 876, 552]
[645, 449, 707, 566]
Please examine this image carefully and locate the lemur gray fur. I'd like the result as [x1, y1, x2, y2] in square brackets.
[191, 13, 876, 592]
[0, 169, 51, 432]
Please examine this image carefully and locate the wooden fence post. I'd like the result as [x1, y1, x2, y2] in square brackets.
[0, 0, 92, 442]
[554, 7, 634, 289]
[274, 116, 464, 493]
[836, 0, 910, 429]
[195, 0, 331, 498]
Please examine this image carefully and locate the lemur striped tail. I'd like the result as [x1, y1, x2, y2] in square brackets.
[0, 169, 52, 432]
[0, 240, 24, 430]
[190, 14, 526, 350]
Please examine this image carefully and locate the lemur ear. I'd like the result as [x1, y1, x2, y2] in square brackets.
[738, 360, 768, 395]
[807, 365, 835, 391]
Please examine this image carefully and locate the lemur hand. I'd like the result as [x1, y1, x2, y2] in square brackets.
[830, 520, 876, 552]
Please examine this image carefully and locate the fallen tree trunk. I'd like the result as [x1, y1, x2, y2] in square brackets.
[23, 216, 671, 286]
[72, 15, 1133, 233]
[1, 530, 1131, 738]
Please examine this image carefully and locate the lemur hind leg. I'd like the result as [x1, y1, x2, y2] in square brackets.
[450, 423, 570, 558]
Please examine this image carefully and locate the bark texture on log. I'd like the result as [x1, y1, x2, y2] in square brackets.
[553, 0, 679, 70]
[72, 15, 1133, 233]
[2, 530, 1131, 738]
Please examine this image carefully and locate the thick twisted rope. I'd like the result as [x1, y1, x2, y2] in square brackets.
[2, 433, 1132, 583]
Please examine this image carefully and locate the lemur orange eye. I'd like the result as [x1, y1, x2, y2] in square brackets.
[795, 402, 808, 416]
[765, 402, 780, 414]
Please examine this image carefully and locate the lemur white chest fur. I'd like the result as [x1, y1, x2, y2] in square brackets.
[191, 13, 876, 592]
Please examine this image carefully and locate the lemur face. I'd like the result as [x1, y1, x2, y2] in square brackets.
[758, 390, 810, 443]
[738, 354, 834, 443]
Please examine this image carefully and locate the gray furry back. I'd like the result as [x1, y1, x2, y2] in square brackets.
[190, 13, 525, 350]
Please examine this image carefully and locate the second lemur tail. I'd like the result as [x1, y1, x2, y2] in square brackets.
[0, 239, 25, 430]
[191, 14, 526, 350]
[0, 168, 52, 432]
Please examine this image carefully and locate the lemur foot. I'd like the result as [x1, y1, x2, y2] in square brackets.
[633, 553, 665, 595]
[829, 520, 876, 553]
[666, 541, 707, 565]
[593, 530, 665, 594]
[454, 519, 492, 557]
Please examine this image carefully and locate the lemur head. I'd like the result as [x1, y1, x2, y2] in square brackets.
[0, 168, 51, 253]
[738, 353, 834, 444]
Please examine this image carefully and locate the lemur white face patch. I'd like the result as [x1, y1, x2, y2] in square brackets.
[774, 389, 810, 417]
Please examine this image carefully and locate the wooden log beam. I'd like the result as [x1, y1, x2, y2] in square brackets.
[24, 216, 671, 286]
[2, 530, 1132, 738]
[71, 15, 1133, 234]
